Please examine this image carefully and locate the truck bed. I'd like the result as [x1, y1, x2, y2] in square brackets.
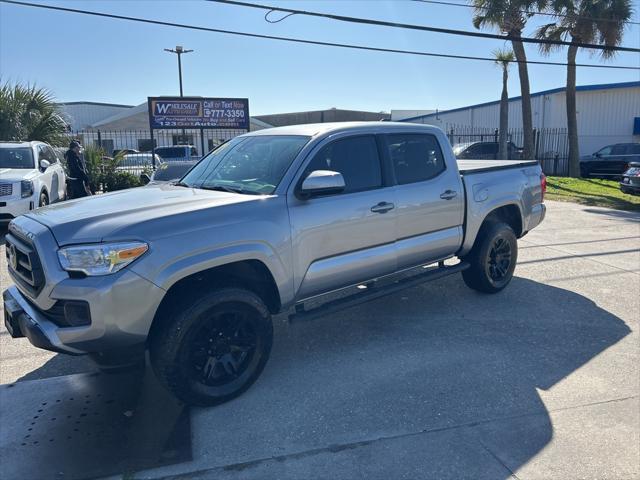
[457, 159, 539, 174]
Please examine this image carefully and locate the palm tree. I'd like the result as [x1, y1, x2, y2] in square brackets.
[494, 48, 516, 159]
[473, 0, 547, 160]
[0, 81, 67, 145]
[536, 0, 633, 177]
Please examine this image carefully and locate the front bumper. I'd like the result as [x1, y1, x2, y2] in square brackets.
[0, 197, 33, 223]
[3, 287, 81, 354]
[3, 216, 167, 356]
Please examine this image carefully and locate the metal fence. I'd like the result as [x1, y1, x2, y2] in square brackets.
[422, 123, 570, 176]
[68, 128, 247, 158]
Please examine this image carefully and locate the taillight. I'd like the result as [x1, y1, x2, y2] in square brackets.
[540, 173, 547, 202]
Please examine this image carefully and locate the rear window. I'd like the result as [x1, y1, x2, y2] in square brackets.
[153, 163, 195, 181]
[626, 144, 640, 155]
[155, 147, 187, 159]
[385, 134, 446, 185]
[0, 147, 34, 169]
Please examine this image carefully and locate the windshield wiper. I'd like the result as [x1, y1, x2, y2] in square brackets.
[174, 181, 190, 187]
[201, 184, 247, 194]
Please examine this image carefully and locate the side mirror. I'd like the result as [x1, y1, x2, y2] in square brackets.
[40, 159, 51, 171]
[299, 170, 345, 199]
[140, 173, 151, 185]
[594, 153, 601, 158]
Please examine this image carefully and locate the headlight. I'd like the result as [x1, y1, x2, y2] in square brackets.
[21, 180, 33, 198]
[58, 241, 148, 276]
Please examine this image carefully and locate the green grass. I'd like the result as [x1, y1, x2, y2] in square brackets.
[546, 177, 640, 211]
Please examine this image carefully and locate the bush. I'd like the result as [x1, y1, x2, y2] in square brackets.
[65, 146, 143, 193]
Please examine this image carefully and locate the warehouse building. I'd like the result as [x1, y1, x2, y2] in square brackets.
[58, 101, 134, 130]
[402, 81, 640, 156]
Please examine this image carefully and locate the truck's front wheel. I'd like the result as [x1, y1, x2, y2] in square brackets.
[462, 221, 518, 293]
[150, 288, 273, 406]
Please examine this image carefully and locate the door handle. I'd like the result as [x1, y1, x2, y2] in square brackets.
[371, 202, 395, 214]
[440, 190, 458, 200]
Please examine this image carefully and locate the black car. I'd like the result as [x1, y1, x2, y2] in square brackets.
[580, 143, 640, 179]
[620, 162, 640, 195]
[452, 141, 523, 160]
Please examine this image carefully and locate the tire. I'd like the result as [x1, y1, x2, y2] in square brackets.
[150, 288, 273, 406]
[462, 221, 518, 294]
[38, 192, 49, 207]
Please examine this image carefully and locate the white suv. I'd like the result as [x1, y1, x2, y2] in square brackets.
[0, 141, 67, 224]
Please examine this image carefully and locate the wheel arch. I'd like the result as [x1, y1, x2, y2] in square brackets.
[460, 202, 524, 256]
[148, 259, 282, 344]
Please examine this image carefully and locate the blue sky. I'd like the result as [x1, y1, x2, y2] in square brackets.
[1, 0, 638, 116]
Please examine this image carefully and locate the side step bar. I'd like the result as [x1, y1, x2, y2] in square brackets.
[289, 261, 469, 323]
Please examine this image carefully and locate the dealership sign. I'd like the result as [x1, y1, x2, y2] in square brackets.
[147, 97, 250, 129]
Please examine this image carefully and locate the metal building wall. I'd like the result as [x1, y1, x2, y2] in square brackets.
[58, 103, 134, 130]
[410, 84, 640, 154]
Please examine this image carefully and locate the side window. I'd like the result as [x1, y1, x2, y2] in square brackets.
[597, 146, 613, 156]
[628, 144, 640, 155]
[304, 136, 382, 194]
[45, 147, 58, 163]
[37, 145, 47, 161]
[611, 145, 627, 156]
[386, 134, 446, 185]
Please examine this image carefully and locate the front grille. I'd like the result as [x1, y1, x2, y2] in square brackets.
[0, 183, 12, 197]
[5, 231, 45, 297]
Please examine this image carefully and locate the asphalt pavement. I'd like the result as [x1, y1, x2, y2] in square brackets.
[0, 200, 638, 479]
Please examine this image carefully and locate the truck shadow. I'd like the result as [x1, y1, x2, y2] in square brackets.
[5, 274, 632, 479]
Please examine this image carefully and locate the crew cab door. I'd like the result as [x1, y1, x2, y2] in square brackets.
[288, 134, 397, 300]
[382, 132, 464, 269]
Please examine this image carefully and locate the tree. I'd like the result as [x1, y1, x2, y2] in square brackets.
[0, 81, 67, 145]
[494, 48, 516, 159]
[536, 0, 632, 177]
[473, 0, 547, 160]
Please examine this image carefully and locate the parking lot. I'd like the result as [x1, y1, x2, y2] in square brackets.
[1, 200, 638, 479]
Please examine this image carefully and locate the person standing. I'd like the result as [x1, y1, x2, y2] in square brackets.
[65, 140, 91, 198]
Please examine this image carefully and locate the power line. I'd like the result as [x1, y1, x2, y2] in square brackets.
[1, 0, 638, 70]
[209, 0, 640, 52]
[411, 0, 640, 26]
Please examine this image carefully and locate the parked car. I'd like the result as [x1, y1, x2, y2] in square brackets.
[580, 143, 640, 178]
[144, 160, 197, 185]
[154, 145, 200, 162]
[118, 153, 162, 176]
[453, 141, 523, 160]
[620, 161, 640, 195]
[113, 149, 140, 157]
[3, 123, 546, 406]
[0, 141, 66, 224]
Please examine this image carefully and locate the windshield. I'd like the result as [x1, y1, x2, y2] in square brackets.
[180, 135, 310, 195]
[0, 147, 35, 169]
[452, 143, 470, 155]
[153, 162, 195, 182]
[155, 147, 188, 159]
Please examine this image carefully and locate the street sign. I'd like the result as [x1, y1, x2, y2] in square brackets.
[147, 97, 249, 129]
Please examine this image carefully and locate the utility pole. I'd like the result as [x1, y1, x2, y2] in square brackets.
[164, 45, 193, 97]
[164, 45, 194, 145]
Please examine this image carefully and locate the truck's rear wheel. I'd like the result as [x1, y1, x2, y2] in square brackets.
[150, 288, 273, 406]
[462, 221, 517, 293]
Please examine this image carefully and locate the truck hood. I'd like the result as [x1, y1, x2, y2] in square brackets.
[26, 184, 264, 245]
[0, 168, 38, 181]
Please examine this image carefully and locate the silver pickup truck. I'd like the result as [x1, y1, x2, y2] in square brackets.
[3, 122, 546, 405]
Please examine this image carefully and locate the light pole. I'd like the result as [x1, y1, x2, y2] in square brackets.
[164, 45, 193, 97]
[164, 45, 194, 145]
